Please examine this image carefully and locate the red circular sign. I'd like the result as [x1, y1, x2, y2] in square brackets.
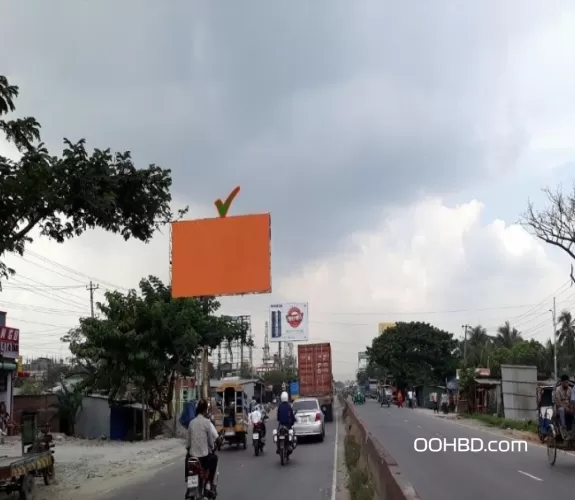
[286, 307, 304, 328]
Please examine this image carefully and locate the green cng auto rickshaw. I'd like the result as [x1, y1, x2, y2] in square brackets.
[353, 391, 365, 405]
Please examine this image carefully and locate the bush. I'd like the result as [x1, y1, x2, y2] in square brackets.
[466, 413, 538, 433]
[344, 434, 373, 500]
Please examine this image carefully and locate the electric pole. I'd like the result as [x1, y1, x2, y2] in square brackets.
[462, 324, 470, 365]
[552, 297, 557, 383]
[86, 281, 99, 318]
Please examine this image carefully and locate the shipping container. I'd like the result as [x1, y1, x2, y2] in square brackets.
[297, 343, 334, 421]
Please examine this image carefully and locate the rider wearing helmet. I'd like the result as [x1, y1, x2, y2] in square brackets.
[277, 391, 296, 428]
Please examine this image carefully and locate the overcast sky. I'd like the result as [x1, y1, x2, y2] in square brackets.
[2, 1, 575, 379]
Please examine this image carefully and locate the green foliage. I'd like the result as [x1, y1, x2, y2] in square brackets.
[344, 434, 374, 500]
[0, 75, 187, 285]
[57, 383, 84, 436]
[465, 413, 537, 433]
[63, 276, 250, 418]
[367, 321, 458, 387]
[262, 369, 297, 394]
[17, 379, 43, 396]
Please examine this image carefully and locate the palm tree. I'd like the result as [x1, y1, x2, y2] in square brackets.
[496, 321, 522, 349]
[465, 325, 493, 366]
[557, 310, 575, 356]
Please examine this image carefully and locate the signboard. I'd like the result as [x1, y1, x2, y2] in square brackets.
[358, 352, 368, 362]
[378, 322, 396, 335]
[0, 326, 19, 359]
[171, 187, 271, 298]
[269, 303, 309, 342]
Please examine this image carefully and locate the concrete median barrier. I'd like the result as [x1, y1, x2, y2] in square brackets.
[340, 395, 420, 500]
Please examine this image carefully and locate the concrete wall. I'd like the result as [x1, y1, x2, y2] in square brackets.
[75, 396, 110, 439]
[13, 393, 60, 433]
[341, 395, 420, 500]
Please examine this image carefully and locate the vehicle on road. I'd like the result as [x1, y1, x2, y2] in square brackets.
[537, 384, 554, 443]
[292, 397, 325, 442]
[546, 379, 575, 465]
[252, 417, 267, 456]
[186, 432, 224, 499]
[298, 343, 334, 422]
[353, 391, 365, 405]
[273, 424, 296, 465]
[213, 381, 248, 449]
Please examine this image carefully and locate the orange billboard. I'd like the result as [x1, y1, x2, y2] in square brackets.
[171, 213, 271, 298]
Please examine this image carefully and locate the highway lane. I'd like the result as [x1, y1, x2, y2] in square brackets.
[104, 415, 338, 500]
[354, 400, 575, 500]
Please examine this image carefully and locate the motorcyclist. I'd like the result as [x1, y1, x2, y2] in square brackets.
[277, 391, 295, 428]
[186, 399, 219, 497]
[249, 399, 266, 439]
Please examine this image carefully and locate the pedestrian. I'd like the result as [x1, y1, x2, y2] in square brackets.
[397, 390, 404, 408]
[430, 392, 438, 413]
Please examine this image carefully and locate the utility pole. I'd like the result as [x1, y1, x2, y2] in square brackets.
[86, 281, 99, 318]
[462, 324, 470, 366]
[201, 297, 210, 400]
[551, 297, 557, 384]
[278, 342, 283, 370]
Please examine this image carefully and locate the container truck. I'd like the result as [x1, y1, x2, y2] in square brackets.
[297, 343, 334, 422]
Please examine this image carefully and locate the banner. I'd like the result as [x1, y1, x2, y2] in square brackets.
[269, 303, 309, 342]
[377, 322, 396, 336]
[0, 326, 19, 359]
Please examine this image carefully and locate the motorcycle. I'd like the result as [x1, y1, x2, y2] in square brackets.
[252, 415, 268, 456]
[185, 432, 224, 499]
[273, 425, 296, 466]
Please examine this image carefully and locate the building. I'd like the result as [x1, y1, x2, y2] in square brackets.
[0, 312, 19, 416]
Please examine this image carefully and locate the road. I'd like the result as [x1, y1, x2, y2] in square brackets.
[354, 400, 575, 500]
[104, 415, 337, 500]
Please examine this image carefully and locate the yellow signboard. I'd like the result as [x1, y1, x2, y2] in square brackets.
[17, 355, 22, 374]
[377, 322, 396, 335]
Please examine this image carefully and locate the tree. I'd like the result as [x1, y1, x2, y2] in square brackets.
[63, 276, 250, 419]
[0, 75, 187, 285]
[464, 325, 494, 367]
[367, 321, 458, 388]
[521, 186, 575, 279]
[495, 321, 522, 348]
[558, 310, 575, 357]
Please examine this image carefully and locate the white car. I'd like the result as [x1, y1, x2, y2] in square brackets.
[292, 397, 325, 442]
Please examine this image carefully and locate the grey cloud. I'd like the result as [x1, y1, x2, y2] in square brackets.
[1, 1, 539, 273]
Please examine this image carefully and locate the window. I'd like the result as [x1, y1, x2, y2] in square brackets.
[293, 400, 319, 412]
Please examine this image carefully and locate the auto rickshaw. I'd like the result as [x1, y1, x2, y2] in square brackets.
[353, 391, 365, 405]
[213, 382, 248, 449]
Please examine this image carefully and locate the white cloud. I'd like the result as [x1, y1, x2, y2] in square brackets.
[3, 197, 573, 380]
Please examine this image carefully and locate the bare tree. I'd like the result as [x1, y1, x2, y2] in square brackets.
[521, 185, 575, 281]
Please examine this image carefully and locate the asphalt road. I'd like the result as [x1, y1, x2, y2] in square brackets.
[104, 415, 337, 500]
[354, 400, 575, 500]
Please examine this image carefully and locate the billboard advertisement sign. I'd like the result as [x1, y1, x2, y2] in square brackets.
[378, 322, 396, 335]
[0, 326, 19, 359]
[269, 303, 308, 342]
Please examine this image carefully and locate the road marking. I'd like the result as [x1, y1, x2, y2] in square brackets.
[417, 425, 421, 428]
[331, 408, 339, 500]
[404, 419, 408, 423]
[518, 471, 543, 481]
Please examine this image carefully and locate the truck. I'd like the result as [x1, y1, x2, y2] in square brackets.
[297, 343, 334, 422]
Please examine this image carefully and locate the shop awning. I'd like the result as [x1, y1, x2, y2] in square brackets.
[0, 361, 17, 371]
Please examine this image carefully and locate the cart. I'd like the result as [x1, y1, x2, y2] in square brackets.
[0, 450, 55, 499]
[0, 410, 55, 499]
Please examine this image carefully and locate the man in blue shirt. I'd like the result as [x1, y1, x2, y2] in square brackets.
[277, 391, 296, 427]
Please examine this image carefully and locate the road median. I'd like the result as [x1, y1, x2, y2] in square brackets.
[340, 396, 420, 500]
